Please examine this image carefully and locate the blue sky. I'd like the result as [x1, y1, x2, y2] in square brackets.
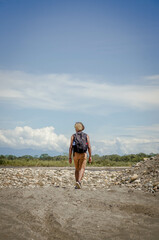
[0, 0, 159, 155]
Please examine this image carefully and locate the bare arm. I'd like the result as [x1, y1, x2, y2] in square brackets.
[69, 135, 74, 164]
[87, 135, 92, 163]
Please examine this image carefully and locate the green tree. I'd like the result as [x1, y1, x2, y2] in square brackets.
[40, 154, 51, 160]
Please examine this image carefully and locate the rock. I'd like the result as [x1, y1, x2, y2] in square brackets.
[134, 179, 141, 183]
[153, 186, 158, 191]
[130, 174, 138, 183]
[143, 170, 147, 175]
[0, 155, 158, 193]
[153, 182, 159, 187]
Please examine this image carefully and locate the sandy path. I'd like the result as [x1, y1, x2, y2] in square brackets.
[0, 185, 159, 240]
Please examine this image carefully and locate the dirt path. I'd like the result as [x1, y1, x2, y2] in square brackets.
[0, 186, 159, 240]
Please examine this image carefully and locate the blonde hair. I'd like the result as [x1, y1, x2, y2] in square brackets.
[74, 122, 85, 132]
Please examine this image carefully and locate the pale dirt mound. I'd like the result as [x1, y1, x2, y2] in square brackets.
[116, 155, 159, 193]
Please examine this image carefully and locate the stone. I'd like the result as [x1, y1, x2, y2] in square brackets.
[0, 155, 158, 192]
[134, 179, 141, 183]
[130, 174, 138, 183]
[153, 182, 159, 187]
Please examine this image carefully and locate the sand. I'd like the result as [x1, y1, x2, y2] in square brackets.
[0, 183, 159, 240]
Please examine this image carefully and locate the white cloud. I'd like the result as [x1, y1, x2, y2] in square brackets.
[145, 75, 159, 86]
[0, 126, 158, 155]
[91, 124, 159, 155]
[0, 70, 159, 113]
[146, 75, 159, 80]
[125, 124, 159, 137]
[92, 136, 159, 155]
[0, 126, 70, 152]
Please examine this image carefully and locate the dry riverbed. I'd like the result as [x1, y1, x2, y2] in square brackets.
[0, 157, 159, 240]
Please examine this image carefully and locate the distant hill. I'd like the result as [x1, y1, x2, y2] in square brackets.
[0, 147, 60, 157]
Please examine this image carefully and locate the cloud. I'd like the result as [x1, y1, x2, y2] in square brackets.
[0, 126, 158, 155]
[125, 124, 159, 137]
[92, 136, 159, 155]
[92, 124, 159, 155]
[145, 75, 159, 85]
[0, 126, 70, 152]
[146, 75, 159, 80]
[0, 70, 159, 113]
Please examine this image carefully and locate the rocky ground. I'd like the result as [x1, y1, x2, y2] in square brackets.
[116, 155, 159, 193]
[0, 156, 159, 192]
[0, 167, 126, 190]
[0, 156, 159, 240]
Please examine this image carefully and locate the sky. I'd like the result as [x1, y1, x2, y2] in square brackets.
[0, 0, 159, 156]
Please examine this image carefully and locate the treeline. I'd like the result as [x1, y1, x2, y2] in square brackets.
[0, 153, 156, 167]
[0, 154, 69, 167]
[0, 153, 68, 161]
[92, 153, 153, 163]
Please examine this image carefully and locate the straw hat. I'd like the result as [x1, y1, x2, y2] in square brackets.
[74, 122, 85, 132]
